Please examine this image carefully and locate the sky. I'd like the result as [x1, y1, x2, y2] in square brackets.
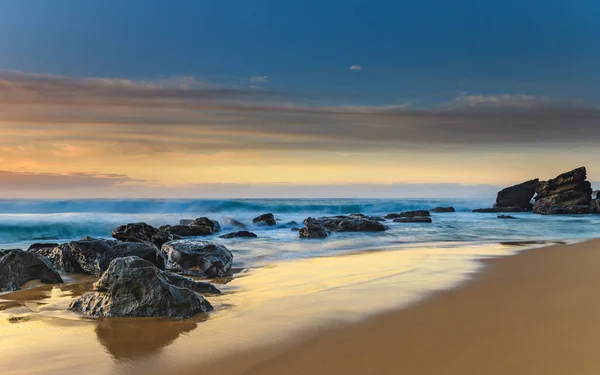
[0, 0, 599, 198]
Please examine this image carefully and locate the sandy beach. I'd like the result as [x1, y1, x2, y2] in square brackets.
[186, 239, 600, 375]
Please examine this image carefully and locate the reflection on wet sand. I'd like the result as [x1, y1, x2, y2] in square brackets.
[95, 315, 208, 361]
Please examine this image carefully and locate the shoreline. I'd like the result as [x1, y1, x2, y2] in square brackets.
[175, 238, 600, 375]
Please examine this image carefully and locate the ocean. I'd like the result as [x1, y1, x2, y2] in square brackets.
[1, 198, 599, 270]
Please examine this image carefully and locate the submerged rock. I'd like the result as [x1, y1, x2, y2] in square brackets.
[161, 217, 221, 237]
[497, 215, 517, 219]
[160, 240, 233, 278]
[112, 222, 177, 248]
[69, 257, 216, 318]
[533, 167, 592, 214]
[224, 218, 247, 229]
[252, 213, 277, 226]
[473, 207, 529, 213]
[0, 249, 63, 291]
[30, 238, 163, 276]
[393, 217, 432, 223]
[299, 218, 330, 239]
[302, 215, 388, 234]
[219, 231, 257, 239]
[431, 206, 455, 213]
[385, 210, 430, 219]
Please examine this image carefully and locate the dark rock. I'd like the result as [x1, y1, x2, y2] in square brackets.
[533, 167, 592, 214]
[0, 249, 63, 291]
[497, 215, 517, 219]
[224, 218, 247, 229]
[299, 218, 330, 239]
[160, 240, 233, 278]
[219, 231, 257, 239]
[393, 217, 432, 223]
[27, 243, 59, 251]
[305, 215, 388, 233]
[495, 179, 539, 209]
[252, 213, 276, 226]
[284, 221, 298, 226]
[591, 200, 600, 214]
[431, 206, 455, 213]
[30, 244, 84, 274]
[161, 217, 221, 237]
[112, 222, 177, 248]
[593, 191, 600, 200]
[385, 210, 430, 219]
[473, 207, 529, 213]
[69, 257, 215, 318]
[179, 219, 193, 226]
[290, 227, 301, 231]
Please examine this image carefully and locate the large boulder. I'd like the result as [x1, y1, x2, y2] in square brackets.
[303, 215, 388, 233]
[69, 257, 217, 318]
[30, 238, 163, 276]
[252, 213, 276, 226]
[112, 222, 177, 248]
[431, 206, 455, 213]
[161, 217, 221, 237]
[0, 249, 63, 291]
[474, 179, 539, 212]
[160, 240, 233, 278]
[299, 218, 330, 239]
[533, 167, 592, 214]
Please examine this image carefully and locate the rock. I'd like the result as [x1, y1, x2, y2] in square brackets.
[179, 219, 193, 226]
[385, 210, 430, 219]
[161, 217, 221, 237]
[252, 213, 276, 226]
[0, 249, 63, 291]
[431, 206, 455, 213]
[224, 218, 247, 229]
[219, 231, 257, 239]
[473, 207, 529, 213]
[497, 215, 517, 219]
[160, 240, 233, 278]
[591, 200, 600, 214]
[69, 257, 216, 318]
[305, 215, 388, 233]
[593, 191, 600, 200]
[533, 167, 592, 215]
[495, 179, 539, 209]
[290, 227, 301, 231]
[393, 217, 432, 223]
[112, 222, 176, 248]
[348, 213, 386, 222]
[27, 243, 59, 251]
[284, 221, 298, 227]
[31, 238, 163, 276]
[299, 218, 329, 239]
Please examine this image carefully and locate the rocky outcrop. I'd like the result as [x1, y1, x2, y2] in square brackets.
[593, 191, 600, 200]
[224, 218, 247, 229]
[474, 179, 539, 212]
[219, 231, 257, 239]
[533, 167, 592, 214]
[69, 257, 216, 318]
[159, 240, 233, 278]
[111, 222, 177, 248]
[431, 207, 455, 213]
[299, 218, 330, 239]
[252, 213, 276, 226]
[302, 215, 388, 234]
[0, 249, 63, 291]
[160, 217, 221, 237]
[393, 217, 432, 223]
[30, 238, 163, 276]
[591, 199, 600, 214]
[385, 210, 430, 219]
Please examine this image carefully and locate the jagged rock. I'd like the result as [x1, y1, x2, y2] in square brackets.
[112, 222, 177, 247]
[27, 243, 59, 251]
[161, 217, 221, 237]
[219, 231, 257, 239]
[431, 206, 455, 213]
[473, 207, 529, 213]
[69, 257, 216, 318]
[224, 218, 247, 229]
[299, 218, 330, 239]
[305, 215, 388, 233]
[393, 217, 432, 223]
[385, 210, 430, 219]
[160, 240, 233, 278]
[0, 249, 63, 291]
[533, 167, 592, 214]
[252, 213, 276, 226]
[30, 238, 163, 276]
[593, 191, 600, 200]
[498, 215, 517, 219]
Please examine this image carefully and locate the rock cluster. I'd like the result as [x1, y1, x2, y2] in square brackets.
[160, 217, 221, 237]
[69, 256, 218, 318]
[112, 222, 177, 247]
[298, 214, 388, 238]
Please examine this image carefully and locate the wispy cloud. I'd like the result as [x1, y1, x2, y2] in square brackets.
[349, 65, 362, 70]
[250, 75, 268, 83]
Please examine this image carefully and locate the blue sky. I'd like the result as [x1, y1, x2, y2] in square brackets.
[1, 0, 599, 106]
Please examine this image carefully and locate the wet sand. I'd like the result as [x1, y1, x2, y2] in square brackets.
[187, 239, 600, 375]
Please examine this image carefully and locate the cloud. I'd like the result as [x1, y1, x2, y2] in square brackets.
[349, 65, 362, 70]
[250, 75, 268, 83]
[0, 170, 143, 191]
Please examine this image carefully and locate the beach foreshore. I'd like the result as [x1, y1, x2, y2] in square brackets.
[178, 238, 600, 375]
